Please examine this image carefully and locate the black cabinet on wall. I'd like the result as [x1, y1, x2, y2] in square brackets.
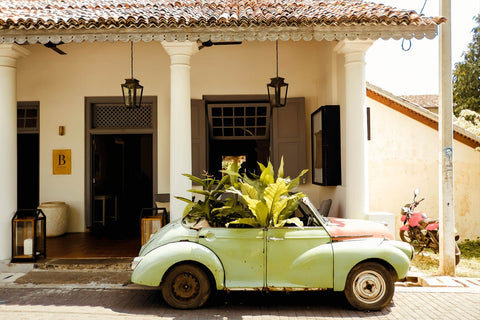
[311, 105, 341, 186]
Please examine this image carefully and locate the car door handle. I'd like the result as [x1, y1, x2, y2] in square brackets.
[267, 237, 284, 241]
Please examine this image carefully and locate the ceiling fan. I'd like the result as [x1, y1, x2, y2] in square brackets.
[44, 42, 67, 55]
[198, 40, 242, 50]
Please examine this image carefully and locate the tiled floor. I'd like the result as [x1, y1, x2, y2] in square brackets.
[44, 232, 141, 259]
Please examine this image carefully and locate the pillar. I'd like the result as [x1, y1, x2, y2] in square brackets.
[0, 44, 29, 261]
[334, 40, 373, 219]
[161, 41, 198, 221]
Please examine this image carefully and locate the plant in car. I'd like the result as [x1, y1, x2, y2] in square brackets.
[176, 165, 251, 227]
[224, 158, 308, 228]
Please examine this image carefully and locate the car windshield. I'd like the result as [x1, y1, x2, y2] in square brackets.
[301, 197, 329, 225]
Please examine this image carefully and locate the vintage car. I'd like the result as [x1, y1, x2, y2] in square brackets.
[131, 197, 414, 311]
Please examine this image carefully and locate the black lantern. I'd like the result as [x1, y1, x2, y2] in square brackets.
[267, 40, 288, 108]
[121, 41, 143, 108]
[12, 209, 46, 262]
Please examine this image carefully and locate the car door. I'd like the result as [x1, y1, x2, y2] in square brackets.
[266, 226, 334, 289]
[198, 227, 265, 288]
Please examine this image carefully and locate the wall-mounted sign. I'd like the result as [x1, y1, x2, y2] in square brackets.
[53, 149, 71, 175]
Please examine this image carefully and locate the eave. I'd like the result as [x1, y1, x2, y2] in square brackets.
[0, 23, 439, 44]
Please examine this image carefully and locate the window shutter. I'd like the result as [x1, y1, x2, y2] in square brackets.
[191, 99, 207, 178]
[271, 97, 307, 183]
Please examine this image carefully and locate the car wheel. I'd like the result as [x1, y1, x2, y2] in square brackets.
[344, 262, 394, 311]
[161, 263, 211, 309]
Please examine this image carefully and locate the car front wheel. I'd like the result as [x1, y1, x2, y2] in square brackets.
[344, 262, 394, 311]
[161, 263, 211, 309]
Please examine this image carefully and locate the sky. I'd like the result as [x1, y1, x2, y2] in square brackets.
[366, 0, 480, 95]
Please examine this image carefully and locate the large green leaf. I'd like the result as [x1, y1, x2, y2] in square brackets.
[241, 195, 269, 227]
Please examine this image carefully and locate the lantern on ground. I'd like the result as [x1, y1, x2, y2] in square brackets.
[140, 207, 167, 246]
[11, 209, 46, 262]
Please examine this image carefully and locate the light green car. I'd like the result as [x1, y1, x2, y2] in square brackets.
[131, 197, 414, 311]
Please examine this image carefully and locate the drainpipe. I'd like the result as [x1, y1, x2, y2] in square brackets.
[439, 0, 456, 276]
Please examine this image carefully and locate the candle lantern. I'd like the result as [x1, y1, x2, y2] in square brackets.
[11, 209, 46, 262]
[140, 207, 167, 246]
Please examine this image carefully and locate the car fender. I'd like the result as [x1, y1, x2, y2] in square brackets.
[332, 239, 412, 291]
[131, 241, 225, 289]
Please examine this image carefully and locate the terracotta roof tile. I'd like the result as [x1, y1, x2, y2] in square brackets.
[0, 0, 445, 30]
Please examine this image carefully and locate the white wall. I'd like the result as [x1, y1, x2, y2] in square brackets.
[368, 97, 480, 239]
[16, 40, 335, 232]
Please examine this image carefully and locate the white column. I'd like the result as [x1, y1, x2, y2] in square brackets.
[161, 41, 198, 221]
[334, 40, 373, 220]
[0, 44, 29, 261]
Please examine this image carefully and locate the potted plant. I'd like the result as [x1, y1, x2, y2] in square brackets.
[177, 158, 308, 228]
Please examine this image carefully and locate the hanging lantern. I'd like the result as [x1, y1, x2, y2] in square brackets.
[122, 78, 143, 108]
[267, 40, 288, 108]
[121, 41, 144, 108]
[11, 209, 46, 262]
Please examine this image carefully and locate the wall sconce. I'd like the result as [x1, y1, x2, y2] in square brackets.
[121, 41, 144, 108]
[59, 126, 65, 136]
[267, 40, 289, 108]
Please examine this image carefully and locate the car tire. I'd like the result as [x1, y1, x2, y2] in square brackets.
[344, 262, 394, 311]
[161, 263, 211, 309]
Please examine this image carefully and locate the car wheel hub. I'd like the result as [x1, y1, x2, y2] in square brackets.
[353, 270, 385, 303]
[172, 273, 200, 300]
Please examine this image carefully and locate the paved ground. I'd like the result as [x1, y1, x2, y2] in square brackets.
[0, 286, 479, 320]
[1, 259, 479, 319]
[0, 277, 480, 320]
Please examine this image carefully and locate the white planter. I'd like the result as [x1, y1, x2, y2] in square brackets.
[38, 201, 68, 237]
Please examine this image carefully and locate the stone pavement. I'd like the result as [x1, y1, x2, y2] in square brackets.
[0, 285, 479, 320]
[0, 260, 479, 319]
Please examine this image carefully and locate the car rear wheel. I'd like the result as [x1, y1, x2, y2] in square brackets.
[344, 262, 394, 311]
[161, 263, 211, 309]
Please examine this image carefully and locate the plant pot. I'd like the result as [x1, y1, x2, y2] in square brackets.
[37, 201, 68, 237]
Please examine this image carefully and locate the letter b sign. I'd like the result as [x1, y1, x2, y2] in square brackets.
[53, 149, 71, 175]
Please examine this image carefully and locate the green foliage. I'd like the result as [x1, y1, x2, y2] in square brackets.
[176, 168, 250, 227]
[178, 159, 308, 228]
[458, 238, 480, 259]
[453, 14, 480, 115]
[226, 158, 308, 228]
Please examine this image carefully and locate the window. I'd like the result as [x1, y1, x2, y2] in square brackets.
[17, 102, 39, 133]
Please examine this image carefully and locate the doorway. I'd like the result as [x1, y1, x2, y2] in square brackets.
[85, 97, 157, 239]
[17, 102, 40, 210]
[17, 133, 39, 209]
[92, 134, 153, 236]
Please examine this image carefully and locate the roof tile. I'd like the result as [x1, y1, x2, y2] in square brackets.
[0, 0, 445, 30]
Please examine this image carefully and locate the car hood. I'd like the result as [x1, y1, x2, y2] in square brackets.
[325, 217, 393, 241]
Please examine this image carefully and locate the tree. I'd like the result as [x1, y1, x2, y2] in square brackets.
[453, 14, 480, 116]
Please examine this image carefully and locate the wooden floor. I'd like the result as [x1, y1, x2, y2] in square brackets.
[44, 232, 141, 259]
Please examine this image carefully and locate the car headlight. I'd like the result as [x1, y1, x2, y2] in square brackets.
[131, 256, 143, 270]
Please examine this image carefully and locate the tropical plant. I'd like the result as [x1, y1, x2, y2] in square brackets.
[176, 166, 250, 227]
[224, 158, 308, 228]
[453, 14, 480, 115]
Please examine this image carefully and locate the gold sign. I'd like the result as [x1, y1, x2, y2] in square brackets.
[53, 149, 71, 175]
